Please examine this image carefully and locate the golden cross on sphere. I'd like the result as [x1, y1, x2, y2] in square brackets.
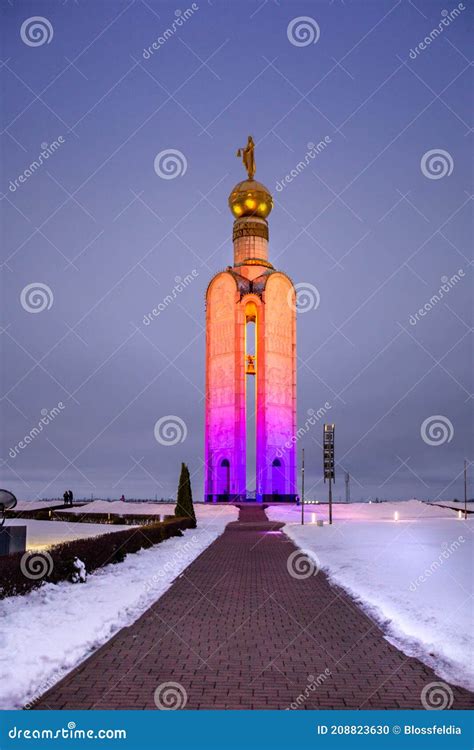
[236, 135, 255, 180]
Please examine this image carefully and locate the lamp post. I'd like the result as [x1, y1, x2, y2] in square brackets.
[464, 459, 468, 520]
[323, 424, 335, 525]
[301, 448, 305, 525]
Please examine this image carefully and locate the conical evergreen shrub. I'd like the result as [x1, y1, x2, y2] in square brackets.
[174, 462, 196, 528]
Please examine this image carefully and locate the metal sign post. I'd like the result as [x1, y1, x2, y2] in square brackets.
[464, 459, 468, 520]
[323, 424, 335, 525]
[301, 448, 305, 525]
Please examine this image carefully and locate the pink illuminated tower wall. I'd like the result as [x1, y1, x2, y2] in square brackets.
[204, 163, 297, 503]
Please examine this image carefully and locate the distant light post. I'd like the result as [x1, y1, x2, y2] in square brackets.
[301, 448, 305, 526]
[464, 459, 468, 520]
[323, 424, 335, 525]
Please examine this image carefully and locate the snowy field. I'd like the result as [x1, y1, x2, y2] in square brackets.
[4, 518, 134, 551]
[267, 500, 473, 691]
[0, 504, 237, 709]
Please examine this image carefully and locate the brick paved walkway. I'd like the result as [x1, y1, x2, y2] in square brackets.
[34, 505, 473, 710]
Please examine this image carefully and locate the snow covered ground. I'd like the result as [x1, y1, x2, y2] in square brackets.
[424, 500, 473, 512]
[267, 500, 473, 691]
[4, 518, 133, 551]
[60, 500, 199, 516]
[0, 504, 237, 709]
[12, 500, 64, 512]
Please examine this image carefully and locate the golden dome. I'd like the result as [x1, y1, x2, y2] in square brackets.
[228, 179, 273, 220]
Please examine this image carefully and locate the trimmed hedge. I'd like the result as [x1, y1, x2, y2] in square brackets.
[0, 516, 193, 600]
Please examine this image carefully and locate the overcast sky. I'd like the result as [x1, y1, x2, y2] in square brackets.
[1, 0, 472, 502]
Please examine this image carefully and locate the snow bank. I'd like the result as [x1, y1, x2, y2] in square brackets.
[0, 505, 237, 709]
[267, 500, 473, 691]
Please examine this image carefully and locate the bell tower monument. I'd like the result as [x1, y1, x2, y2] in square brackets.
[205, 137, 297, 503]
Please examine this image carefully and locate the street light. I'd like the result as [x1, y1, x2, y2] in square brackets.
[301, 448, 305, 526]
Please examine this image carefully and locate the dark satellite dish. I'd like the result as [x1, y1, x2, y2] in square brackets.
[0, 490, 17, 527]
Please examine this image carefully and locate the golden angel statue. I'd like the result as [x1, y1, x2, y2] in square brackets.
[236, 135, 256, 180]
